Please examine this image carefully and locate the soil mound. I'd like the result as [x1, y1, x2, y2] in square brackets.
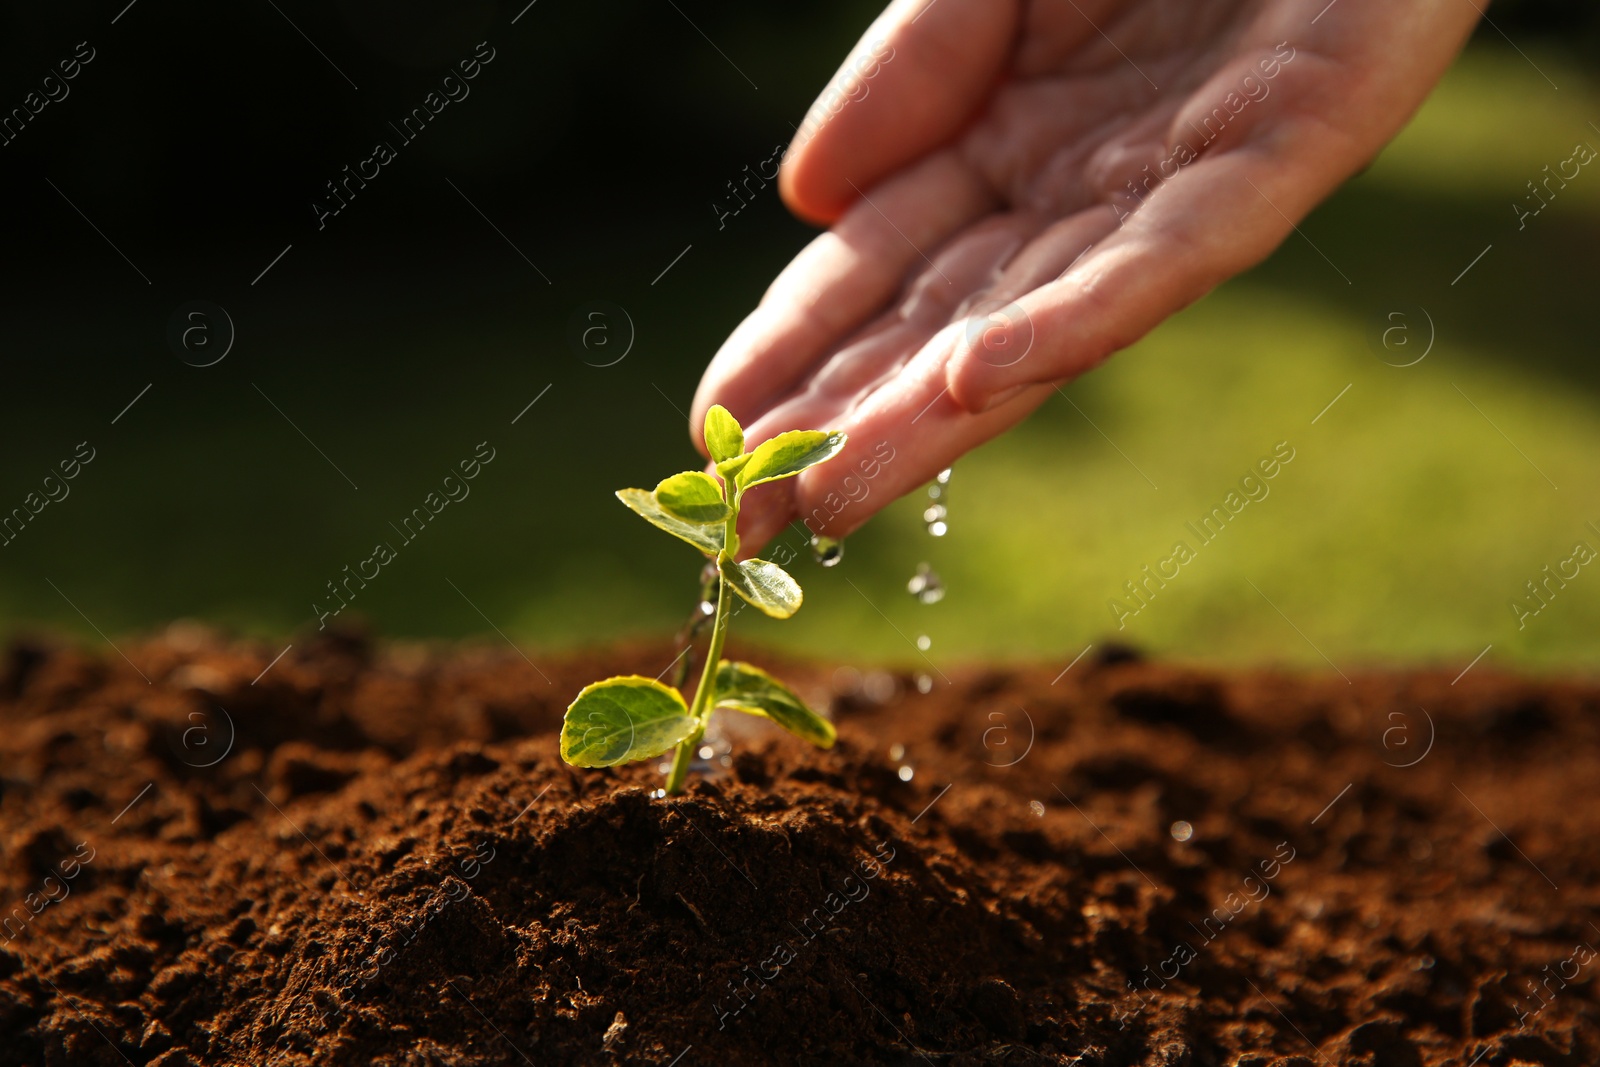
[0, 629, 1596, 1065]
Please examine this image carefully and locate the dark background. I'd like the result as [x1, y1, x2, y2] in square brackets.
[1, 0, 1597, 670]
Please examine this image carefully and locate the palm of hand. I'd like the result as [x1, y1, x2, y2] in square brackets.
[693, 0, 1479, 552]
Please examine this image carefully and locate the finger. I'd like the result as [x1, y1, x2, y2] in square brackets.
[738, 321, 1050, 550]
[779, 0, 1023, 224]
[689, 150, 995, 452]
[791, 324, 1056, 540]
[944, 145, 1320, 413]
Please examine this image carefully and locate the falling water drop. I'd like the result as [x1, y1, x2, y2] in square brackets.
[897, 765, 915, 782]
[907, 564, 946, 605]
[1170, 820, 1194, 842]
[915, 673, 933, 694]
[916, 634, 931, 651]
[935, 467, 953, 485]
[1029, 800, 1046, 818]
[888, 743, 906, 762]
[928, 521, 948, 537]
[810, 535, 844, 567]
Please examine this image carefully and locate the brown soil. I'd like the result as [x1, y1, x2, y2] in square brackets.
[0, 627, 1596, 1066]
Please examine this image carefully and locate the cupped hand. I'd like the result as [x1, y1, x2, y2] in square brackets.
[692, 0, 1481, 554]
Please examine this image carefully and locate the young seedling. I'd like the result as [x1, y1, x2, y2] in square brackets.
[559, 406, 846, 795]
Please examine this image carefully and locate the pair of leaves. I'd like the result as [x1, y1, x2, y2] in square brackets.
[560, 663, 834, 768]
[616, 406, 848, 558]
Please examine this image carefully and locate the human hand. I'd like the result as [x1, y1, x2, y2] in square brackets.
[691, 0, 1481, 553]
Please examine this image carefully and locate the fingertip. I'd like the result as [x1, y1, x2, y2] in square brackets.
[778, 157, 849, 227]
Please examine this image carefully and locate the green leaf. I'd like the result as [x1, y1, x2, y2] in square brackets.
[715, 661, 836, 749]
[716, 453, 751, 483]
[737, 430, 847, 490]
[616, 488, 724, 555]
[561, 676, 696, 767]
[654, 471, 729, 524]
[721, 557, 802, 619]
[704, 405, 745, 464]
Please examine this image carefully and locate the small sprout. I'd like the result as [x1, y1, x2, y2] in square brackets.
[559, 405, 847, 795]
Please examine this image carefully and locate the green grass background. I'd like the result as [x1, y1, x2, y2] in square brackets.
[2, 44, 1596, 678]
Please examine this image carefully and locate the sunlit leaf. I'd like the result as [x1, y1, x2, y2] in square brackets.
[721, 557, 802, 619]
[714, 661, 835, 749]
[616, 488, 724, 555]
[560, 676, 696, 767]
[704, 405, 745, 464]
[654, 471, 729, 524]
[737, 430, 847, 491]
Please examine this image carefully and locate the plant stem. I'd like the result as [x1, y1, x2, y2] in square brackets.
[665, 562, 733, 795]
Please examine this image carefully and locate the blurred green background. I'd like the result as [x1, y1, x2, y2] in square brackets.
[1, 2, 1597, 677]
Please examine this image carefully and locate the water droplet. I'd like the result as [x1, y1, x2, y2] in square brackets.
[915, 673, 933, 694]
[935, 467, 953, 485]
[923, 504, 947, 524]
[888, 743, 905, 762]
[1029, 800, 1046, 818]
[698, 745, 715, 760]
[916, 634, 931, 651]
[1414, 955, 1436, 971]
[698, 600, 716, 617]
[897, 765, 914, 782]
[907, 563, 945, 604]
[1170, 820, 1194, 842]
[927, 484, 944, 500]
[863, 671, 897, 704]
[928, 521, 948, 537]
[810, 535, 844, 567]
[650, 788, 667, 799]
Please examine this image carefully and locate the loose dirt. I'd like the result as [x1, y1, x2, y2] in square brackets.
[0, 627, 1595, 1065]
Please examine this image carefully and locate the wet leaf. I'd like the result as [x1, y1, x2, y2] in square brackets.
[721, 557, 802, 619]
[561, 676, 696, 767]
[616, 488, 724, 555]
[654, 471, 729, 524]
[704, 405, 745, 464]
[736, 430, 847, 491]
[715, 661, 835, 749]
